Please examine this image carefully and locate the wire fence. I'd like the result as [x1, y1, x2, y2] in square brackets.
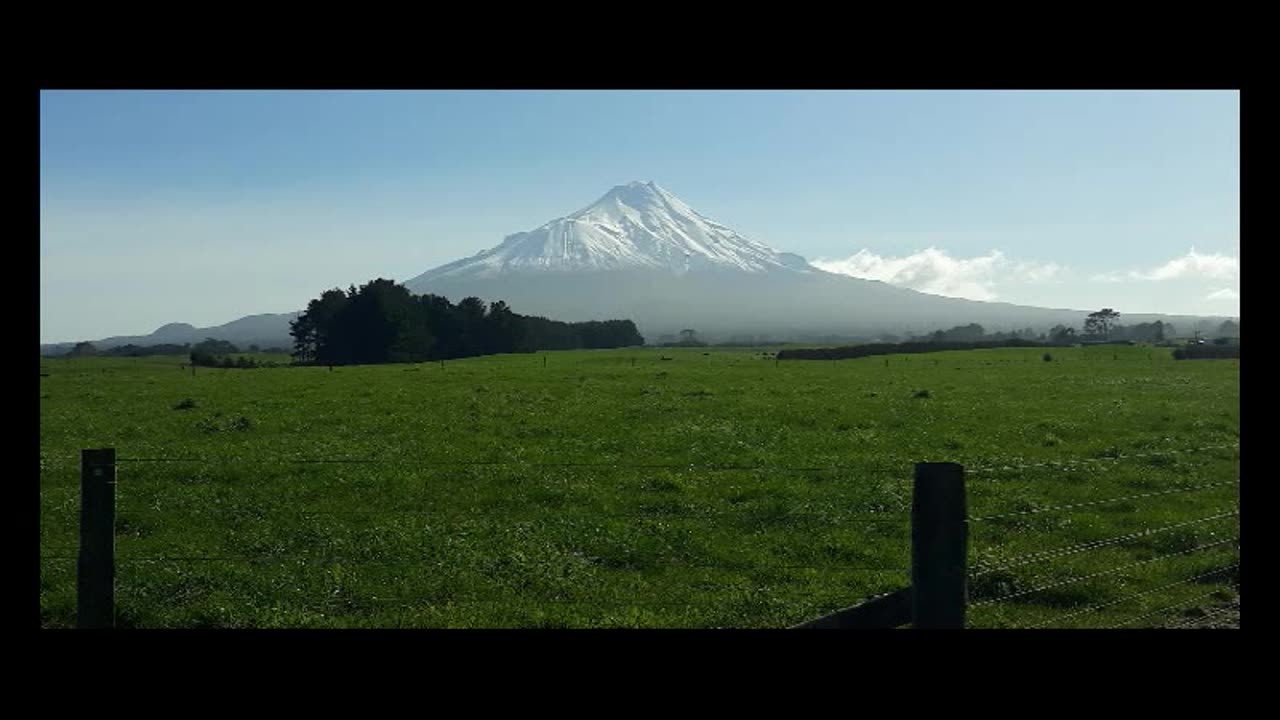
[1166, 604, 1238, 629]
[38, 455, 923, 484]
[962, 441, 1239, 629]
[1022, 565, 1238, 629]
[40, 440, 1239, 628]
[968, 509, 1238, 577]
[967, 480, 1238, 523]
[964, 443, 1239, 477]
[38, 440, 1238, 474]
[44, 451, 921, 628]
[1107, 589, 1227, 629]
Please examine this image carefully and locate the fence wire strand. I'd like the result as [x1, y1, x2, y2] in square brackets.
[106, 555, 909, 572]
[968, 480, 1239, 523]
[966, 443, 1237, 477]
[1023, 564, 1238, 629]
[109, 505, 913, 522]
[41, 440, 1239, 476]
[109, 457, 909, 475]
[308, 597, 876, 609]
[1108, 589, 1228, 629]
[969, 509, 1238, 577]
[1168, 604, 1238, 629]
[970, 537, 1238, 608]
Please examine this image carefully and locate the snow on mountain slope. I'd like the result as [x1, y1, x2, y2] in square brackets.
[407, 181, 814, 288]
[46, 181, 1233, 352]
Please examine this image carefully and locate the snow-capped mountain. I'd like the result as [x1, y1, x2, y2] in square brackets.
[38, 181, 1234, 353]
[400, 181, 1229, 341]
[407, 181, 814, 286]
[49, 181, 1225, 353]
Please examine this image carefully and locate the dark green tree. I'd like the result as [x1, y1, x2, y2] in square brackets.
[1084, 308, 1120, 340]
[68, 341, 98, 357]
[290, 280, 643, 366]
[1049, 325, 1076, 344]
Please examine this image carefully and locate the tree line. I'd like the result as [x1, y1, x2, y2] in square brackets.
[289, 278, 644, 365]
[185, 339, 289, 368]
[915, 312, 1239, 346]
[781, 310, 1241, 361]
[1173, 343, 1240, 360]
[58, 340, 288, 359]
[777, 338, 1044, 361]
[1048, 315, 1238, 345]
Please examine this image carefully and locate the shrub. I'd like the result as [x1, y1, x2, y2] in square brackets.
[1174, 344, 1239, 360]
[1043, 353, 1053, 362]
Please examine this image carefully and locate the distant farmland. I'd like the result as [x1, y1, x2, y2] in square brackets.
[39, 345, 1239, 628]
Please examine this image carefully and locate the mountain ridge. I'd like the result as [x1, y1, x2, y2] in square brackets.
[41, 312, 301, 355]
[42, 182, 1237, 352]
[403, 181, 1234, 340]
[407, 181, 818, 285]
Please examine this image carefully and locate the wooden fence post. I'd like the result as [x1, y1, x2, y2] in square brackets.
[912, 462, 967, 628]
[77, 448, 116, 628]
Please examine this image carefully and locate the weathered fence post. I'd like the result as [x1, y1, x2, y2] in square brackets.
[77, 448, 116, 628]
[912, 462, 967, 628]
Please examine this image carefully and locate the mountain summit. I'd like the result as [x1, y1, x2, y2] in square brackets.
[407, 182, 812, 287]
[42, 182, 1230, 352]
[394, 181, 1226, 342]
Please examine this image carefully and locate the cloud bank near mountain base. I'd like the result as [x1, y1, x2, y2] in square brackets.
[811, 247, 1061, 302]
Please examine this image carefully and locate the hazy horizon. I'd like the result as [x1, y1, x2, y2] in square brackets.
[40, 90, 1239, 344]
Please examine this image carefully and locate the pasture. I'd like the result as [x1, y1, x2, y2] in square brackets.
[39, 345, 1239, 628]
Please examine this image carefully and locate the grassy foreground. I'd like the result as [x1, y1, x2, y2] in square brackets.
[39, 345, 1239, 628]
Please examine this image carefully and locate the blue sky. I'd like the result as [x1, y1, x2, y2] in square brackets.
[40, 90, 1239, 342]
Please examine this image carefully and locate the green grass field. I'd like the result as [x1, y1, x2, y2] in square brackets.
[39, 345, 1239, 628]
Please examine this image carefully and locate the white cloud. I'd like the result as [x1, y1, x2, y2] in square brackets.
[1206, 288, 1240, 301]
[1017, 261, 1064, 283]
[811, 247, 1061, 302]
[1128, 249, 1238, 281]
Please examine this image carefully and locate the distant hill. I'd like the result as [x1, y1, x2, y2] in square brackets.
[41, 312, 298, 356]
